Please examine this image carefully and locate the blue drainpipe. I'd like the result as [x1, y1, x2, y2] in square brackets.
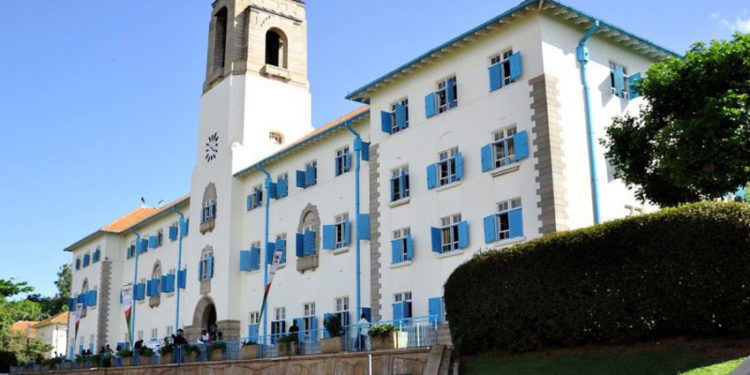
[169, 207, 186, 333]
[343, 121, 363, 323]
[257, 163, 272, 352]
[127, 228, 141, 349]
[577, 20, 603, 225]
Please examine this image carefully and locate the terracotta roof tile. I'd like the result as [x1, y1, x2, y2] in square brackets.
[34, 311, 68, 328]
[10, 321, 37, 337]
[101, 207, 159, 232]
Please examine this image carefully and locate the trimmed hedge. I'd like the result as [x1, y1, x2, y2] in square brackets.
[444, 202, 750, 354]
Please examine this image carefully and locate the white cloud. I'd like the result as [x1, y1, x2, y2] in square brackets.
[712, 10, 750, 33]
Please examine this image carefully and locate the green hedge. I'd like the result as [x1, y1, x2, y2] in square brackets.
[444, 202, 750, 354]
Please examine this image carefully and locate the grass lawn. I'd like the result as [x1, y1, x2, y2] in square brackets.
[461, 338, 748, 375]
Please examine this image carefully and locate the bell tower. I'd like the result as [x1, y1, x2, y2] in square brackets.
[200, 0, 313, 173]
[184, 0, 313, 339]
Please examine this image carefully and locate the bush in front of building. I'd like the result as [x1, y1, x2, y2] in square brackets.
[445, 202, 750, 354]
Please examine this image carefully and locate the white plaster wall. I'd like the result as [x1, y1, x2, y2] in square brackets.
[538, 15, 659, 227]
[36, 324, 68, 358]
[235, 118, 371, 338]
[368, 18, 545, 320]
[67, 236, 106, 353]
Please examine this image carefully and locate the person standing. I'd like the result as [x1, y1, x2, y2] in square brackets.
[357, 313, 370, 351]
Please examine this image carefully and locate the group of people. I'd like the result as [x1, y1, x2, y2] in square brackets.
[196, 329, 223, 345]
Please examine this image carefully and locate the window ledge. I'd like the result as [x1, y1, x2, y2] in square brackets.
[332, 247, 349, 255]
[388, 197, 411, 208]
[490, 164, 520, 177]
[437, 249, 465, 259]
[261, 64, 290, 81]
[390, 260, 413, 269]
[436, 180, 462, 192]
[490, 236, 526, 248]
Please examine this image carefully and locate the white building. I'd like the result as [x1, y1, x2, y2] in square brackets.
[64, 0, 675, 354]
[33, 312, 69, 358]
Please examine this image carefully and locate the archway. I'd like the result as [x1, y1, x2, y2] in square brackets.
[203, 304, 217, 333]
[191, 296, 218, 336]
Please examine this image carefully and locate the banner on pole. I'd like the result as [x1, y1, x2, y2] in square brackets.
[258, 250, 283, 324]
[121, 285, 134, 344]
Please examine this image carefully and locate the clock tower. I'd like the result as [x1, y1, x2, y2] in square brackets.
[184, 0, 313, 339]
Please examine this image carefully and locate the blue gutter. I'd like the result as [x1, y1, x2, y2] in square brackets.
[344, 0, 679, 103]
[257, 163, 272, 354]
[343, 122, 363, 327]
[127, 228, 141, 349]
[577, 20, 602, 225]
[169, 207, 186, 333]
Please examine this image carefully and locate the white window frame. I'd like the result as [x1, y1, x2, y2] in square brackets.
[437, 148, 459, 186]
[492, 126, 518, 169]
[200, 251, 212, 280]
[436, 75, 457, 114]
[490, 48, 514, 86]
[335, 146, 350, 176]
[609, 61, 630, 99]
[305, 160, 317, 186]
[440, 214, 462, 253]
[249, 311, 260, 325]
[496, 198, 522, 240]
[334, 213, 349, 249]
[390, 97, 409, 133]
[151, 328, 158, 340]
[393, 228, 411, 262]
[391, 165, 410, 201]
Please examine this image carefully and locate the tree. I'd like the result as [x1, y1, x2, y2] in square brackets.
[0, 280, 33, 300]
[54, 264, 71, 302]
[602, 33, 750, 206]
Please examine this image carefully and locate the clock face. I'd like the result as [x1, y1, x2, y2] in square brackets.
[205, 133, 219, 162]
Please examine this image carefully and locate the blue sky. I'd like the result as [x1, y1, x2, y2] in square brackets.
[0, 0, 746, 298]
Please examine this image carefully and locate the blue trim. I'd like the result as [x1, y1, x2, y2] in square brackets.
[345, 0, 679, 103]
[343, 121, 365, 329]
[578, 21, 603, 225]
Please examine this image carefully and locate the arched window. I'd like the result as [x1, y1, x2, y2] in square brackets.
[213, 7, 228, 70]
[265, 29, 287, 68]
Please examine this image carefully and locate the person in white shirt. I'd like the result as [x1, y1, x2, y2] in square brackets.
[357, 313, 370, 351]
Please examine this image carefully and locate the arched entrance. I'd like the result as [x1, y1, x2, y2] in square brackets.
[191, 296, 218, 335]
[203, 304, 217, 333]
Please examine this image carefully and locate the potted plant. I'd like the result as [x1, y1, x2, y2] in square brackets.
[118, 348, 133, 367]
[42, 358, 57, 371]
[159, 344, 174, 364]
[139, 347, 154, 365]
[368, 324, 401, 350]
[100, 354, 113, 368]
[240, 340, 259, 360]
[74, 355, 85, 368]
[277, 334, 298, 356]
[209, 342, 226, 362]
[321, 314, 345, 353]
[183, 345, 200, 363]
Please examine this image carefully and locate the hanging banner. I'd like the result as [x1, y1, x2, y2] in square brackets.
[121, 285, 134, 344]
[257, 250, 283, 324]
[74, 303, 83, 341]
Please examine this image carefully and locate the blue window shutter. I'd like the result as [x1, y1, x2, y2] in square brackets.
[508, 208, 524, 238]
[83, 254, 89, 267]
[628, 72, 642, 99]
[323, 314, 333, 338]
[484, 215, 498, 244]
[509, 52, 522, 82]
[361, 142, 370, 161]
[391, 239, 403, 264]
[322, 225, 335, 250]
[296, 233, 304, 257]
[120, 290, 123, 304]
[446, 78, 456, 108]
[141, 239, 148, 253]
[406, 235, 414, 261]
[481, 144, 493, 172]
[311, 316, 318, 341]
[428, 297, 443, 323]
[145, 280, 152, 297]
[249, 324, 259, 343]
[361, 307, 372, 322]
[182, 219, 189, 236]
[426, 164, 437, 190]
[431, 227, 442, 253]
[393, 303, 404, 321]
[305, 164, 316, 186]
[75, 259, 80, 270]
[207, 256, 214, 279]
[614, 66, 625, 96]
[198, 260, 204, 281]
[304, 230, 315, 256]
[395, 104, 407, 127]
[343, 221, 351, 246]
[250, 247, 260, 270]
[345, 152, 351, 172]
[201, 208, 206, 222]
[296, 170, 306, 188]
[246, 194, 253, 211]
[424, 93, 436, 118]
[380, 111, 393, 134]
[357, 214, 370, 240]
[277, 239, 287, 263]
[295, 318, 304, 341]
[68, 298, 76, 311]
[90, 290, 97, 306]
[514, 130, 529, 161]
[169, 225, 178, 241]
[267, 181, 278, 200]
[455, 152, 464, 181]
[265, 242, 276, 265]
[489, 63, 502, 91]
[240, 250, 251, 272]
[458, 221, 470, 249]
[160, 276, 167, 293]
[277, 178, 288, 198]
[178, 269, 186, 289]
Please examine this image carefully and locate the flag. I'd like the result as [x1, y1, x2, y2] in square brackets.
[257, 249, 283, 325]
[74, 303, 83, 341]
[121, 285, 134, 345]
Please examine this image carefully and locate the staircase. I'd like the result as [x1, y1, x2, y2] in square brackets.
[423, 345, 456, 375]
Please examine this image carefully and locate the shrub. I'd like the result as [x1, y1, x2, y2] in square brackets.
[139, 347, 154, 357]
[445, 202, 750, 354]
[118, 349, 133, 357]
[209, 342, 226, 353]
[324, 314, 343, 338]
[278, 333, 298, 344]
[368, 324, 398, 338]
[159, 344, 173, 355]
